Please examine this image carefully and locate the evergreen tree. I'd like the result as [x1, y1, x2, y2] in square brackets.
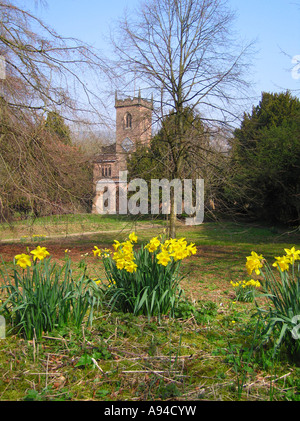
[230, 91, 300, 225]
[45, 112, 72, 145]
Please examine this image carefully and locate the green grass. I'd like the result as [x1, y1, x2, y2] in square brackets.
[0, 215, 299, 401]
[0, 214, 166, 242]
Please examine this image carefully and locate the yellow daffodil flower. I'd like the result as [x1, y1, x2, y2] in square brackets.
[186, 243, 197, 256]
[93, 279, 102, 285]
[145, 237, 160, 253]
[171, 248, 187, 261]
[122, 240, 134, 254]
[246, 251, 264, 275]
[30, 246, 50, 261]
[272, 255, 290, 272]
[93, 246, 102, 257]
[125, 261, 138, 273]
[113, 240, 121, 251]
[14, 253, 32, 269]
[284, 247, 300, 263]
[157, 251, 171, 266]
[129, 232, 138, 243]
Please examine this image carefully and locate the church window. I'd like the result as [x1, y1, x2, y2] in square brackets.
[102, 165, 112, 177]
[125, 112, 132, 129]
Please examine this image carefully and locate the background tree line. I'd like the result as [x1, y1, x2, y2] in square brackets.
[0, 0, 299, 230]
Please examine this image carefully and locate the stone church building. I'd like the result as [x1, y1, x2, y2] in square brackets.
[92, 92, 153, 213]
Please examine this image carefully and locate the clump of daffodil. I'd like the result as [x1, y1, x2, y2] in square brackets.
[249, 246, 300, 355]
[6, 245, 101, 341]
[230, 279, 261, 302]
[95, 232, 197, 318]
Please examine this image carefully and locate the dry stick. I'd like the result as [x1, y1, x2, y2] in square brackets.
[42, 335, 70, 350]
[245, 371, 293, 390]
[91, 358, 106, 376]
[32, 332, 36, 364]
[25, 372, 62, 376]
[45, 354, 50, 389]
[122, 369, 184, 385]
[111, 354, 193, 361]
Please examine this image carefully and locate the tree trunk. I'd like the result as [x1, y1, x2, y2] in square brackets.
[169, 187, 177, 238]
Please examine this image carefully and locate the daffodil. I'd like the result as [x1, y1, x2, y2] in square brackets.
[177, 238, 188, 247]
[116, 258, 126, 270]
[122, 240, 134, 254]
[284, 247, 300, 263]
[272, 255, 290, 272]
[113, 249, 122, 260]
[246, 251, 264, 275]
[30, 246, 50, 261]
[125, 261, 138, 273]
[107, 279, 117, 288]
[171, 248, 187, 261]
[113, 240, 121, 251]
[92, 246, 102, 257]
[129, 232, 138, 243]
[14, 253, 31, 269]
[157, 251, 171, 266]
[93, 279, 102, 285]
[186, 243, 197, 256]
[145, 237, 160, 253]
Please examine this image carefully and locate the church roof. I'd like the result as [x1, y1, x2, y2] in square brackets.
[93, 143, 117, 163]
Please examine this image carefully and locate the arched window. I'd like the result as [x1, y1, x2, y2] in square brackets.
[125, 112, 132, 129]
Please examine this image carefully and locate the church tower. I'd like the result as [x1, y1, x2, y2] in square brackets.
[115, 90, 153, 171]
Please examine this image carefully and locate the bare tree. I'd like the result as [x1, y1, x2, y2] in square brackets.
[0, 1, 112, 221]
[0, 0, 112, 123]
[111, 0, 254, 237]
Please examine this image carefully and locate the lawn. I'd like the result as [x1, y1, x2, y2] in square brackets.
[0, 215, 299, 402]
